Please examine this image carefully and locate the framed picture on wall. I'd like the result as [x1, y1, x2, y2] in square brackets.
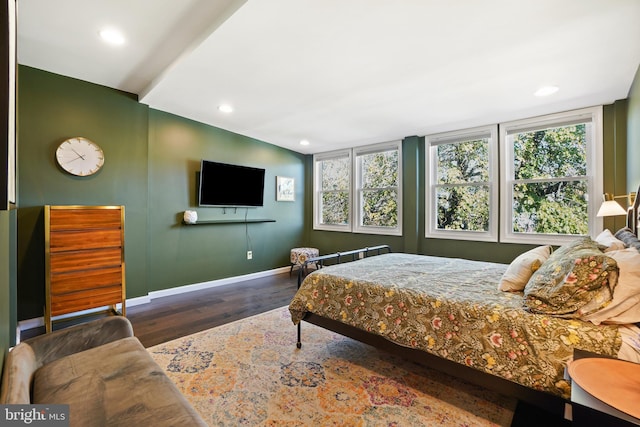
[276, 176, 294, 202]
[0, 0, 16, 210]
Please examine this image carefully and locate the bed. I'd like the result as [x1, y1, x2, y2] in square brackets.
[289, 196, 640, 417]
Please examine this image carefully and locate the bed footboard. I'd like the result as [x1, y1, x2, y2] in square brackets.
[295, 245, 391, 348]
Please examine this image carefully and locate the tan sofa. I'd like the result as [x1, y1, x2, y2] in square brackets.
[0, 316, 207, 426]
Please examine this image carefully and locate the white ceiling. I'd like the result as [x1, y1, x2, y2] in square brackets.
[17, 0, 640, 154]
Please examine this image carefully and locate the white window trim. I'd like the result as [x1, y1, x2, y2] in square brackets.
[353, 141, 403, 236]
[425, 125, 499, 242]
[499, 106, 603, 245]
[313, 149, 352, 232]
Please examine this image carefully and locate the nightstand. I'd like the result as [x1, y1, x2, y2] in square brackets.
[568, 350, 640, 427]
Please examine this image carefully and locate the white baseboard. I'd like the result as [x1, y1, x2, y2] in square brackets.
[146, 266, 290, 300]
[17, 266, 291, 337]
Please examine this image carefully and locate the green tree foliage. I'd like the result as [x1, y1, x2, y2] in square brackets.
[320, 157, 350, 225]
[436, 139, 489, 231]
[435, 123, 590, 236]
[322, 192, 349, 224]
[360, 150, 398, 227]
[319, 149, 401, 228]
[511, 124, 588, 234]
[437, 186, 489, 231]
[513, 125, 586, 180]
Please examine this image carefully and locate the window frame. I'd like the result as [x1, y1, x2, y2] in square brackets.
[353, 141, 403, 236]
[499, 106, 603, 245]
[425, 125, 499, 242]
[313, 149, 352, 232]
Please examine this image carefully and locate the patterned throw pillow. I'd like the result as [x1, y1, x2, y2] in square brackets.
[523, 237, 618, 317]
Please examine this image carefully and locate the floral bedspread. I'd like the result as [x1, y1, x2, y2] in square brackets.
[289, 253, 622, 399]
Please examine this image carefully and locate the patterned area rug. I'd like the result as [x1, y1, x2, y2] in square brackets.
[148, 306, 516, 426]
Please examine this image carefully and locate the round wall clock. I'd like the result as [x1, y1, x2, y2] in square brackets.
[56, 137, 105, 176]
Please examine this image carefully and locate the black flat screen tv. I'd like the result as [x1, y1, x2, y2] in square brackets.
[198, 160, 265, 207]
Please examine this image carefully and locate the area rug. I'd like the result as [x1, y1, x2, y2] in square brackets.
[148, 306, 516, 426]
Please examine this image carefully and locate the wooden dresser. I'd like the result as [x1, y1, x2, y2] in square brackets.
[44, 205, 126, 332]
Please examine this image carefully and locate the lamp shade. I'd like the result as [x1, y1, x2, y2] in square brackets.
[597, 200, 627, 217]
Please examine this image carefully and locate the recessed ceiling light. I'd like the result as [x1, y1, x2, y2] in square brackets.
[534, 86, 559, 97]
[300, 139, 310, 146]
[99, 28, 126, 46]
[218, 104, 234, 113]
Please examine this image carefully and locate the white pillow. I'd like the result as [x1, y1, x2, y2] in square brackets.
[595, 229, 626, 252]
[498, 245, 552, 292]
[582, 247, 640, 325]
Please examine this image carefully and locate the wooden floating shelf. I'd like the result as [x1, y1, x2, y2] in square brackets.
[182, 219, 276, 225]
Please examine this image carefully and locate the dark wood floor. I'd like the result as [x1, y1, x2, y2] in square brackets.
[127, 271, 299, 347]
[22, 271, 299, 348]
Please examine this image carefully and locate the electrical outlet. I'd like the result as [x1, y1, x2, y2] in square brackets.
[247, 251, 252, 260]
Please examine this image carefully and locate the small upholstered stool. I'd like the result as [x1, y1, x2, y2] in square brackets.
[290, 247, 319, 276]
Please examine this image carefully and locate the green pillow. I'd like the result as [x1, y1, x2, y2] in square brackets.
[523, 237, 618, 317]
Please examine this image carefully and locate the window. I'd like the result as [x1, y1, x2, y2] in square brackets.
[500, 107, 603, 244]
[354, 142, 402, 235]
[425, 126, 498, 241]
[313, 141, 402, 235]
[313, 150, 351, 232]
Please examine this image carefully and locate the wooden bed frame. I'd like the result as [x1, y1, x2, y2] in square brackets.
[295, 245, 569, 416]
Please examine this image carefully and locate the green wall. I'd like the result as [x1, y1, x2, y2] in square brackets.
[147, 109, 305, 290]
[308, 102, 631, 265]
[17, 66, 149, 319]
[16, 66, 306, 322]
[628, 65, 640, 191]
[0, 209, 17, 368]
[602, 100, 629, 233]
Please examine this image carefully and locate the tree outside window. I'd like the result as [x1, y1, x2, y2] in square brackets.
[426, 126, 498, 242]
[314, 142, 402, 236]
[315, 153, 351, 230]
[355, 143, 401, 235]
[501, 107, 602, 244]
[511, 124, 589, 235]
[436, 139, 489, 231]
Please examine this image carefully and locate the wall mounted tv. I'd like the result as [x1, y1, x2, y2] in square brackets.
[198, 160, 266, 207]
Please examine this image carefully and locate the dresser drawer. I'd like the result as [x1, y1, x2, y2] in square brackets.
[50, 266, 123, 294]
[49, 247, 122, 273]
[50, 286, 124, 317]
[48, 208, 122, 231]
[49, 229, 122, 252]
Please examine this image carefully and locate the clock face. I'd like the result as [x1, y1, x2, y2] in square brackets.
[56, 137, 105, 176]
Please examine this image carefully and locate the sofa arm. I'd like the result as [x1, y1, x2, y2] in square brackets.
[1, 341, 38, 403]
[27, 316, 134, 366]
[1, 316, 134, 404]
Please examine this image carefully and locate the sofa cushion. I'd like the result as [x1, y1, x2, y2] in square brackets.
[33, 336, 206, 426]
